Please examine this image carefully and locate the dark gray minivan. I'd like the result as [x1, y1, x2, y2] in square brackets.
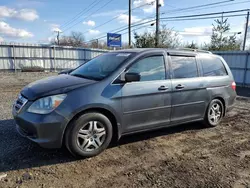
[12, 48, 236, 157]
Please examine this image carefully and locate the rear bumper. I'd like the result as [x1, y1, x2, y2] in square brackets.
[225, 94, 236, 113]
[13, 108, 68, 149]
[226, 103, 235, 112]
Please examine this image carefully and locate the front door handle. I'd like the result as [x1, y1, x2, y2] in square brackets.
[158, 85, 168, 91]
[175, 84, 185, 89]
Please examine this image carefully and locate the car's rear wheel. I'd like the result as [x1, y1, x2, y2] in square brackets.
[204, 99, 224, 127]
[65, 112, 113, 157]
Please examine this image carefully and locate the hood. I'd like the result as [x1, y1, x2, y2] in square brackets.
[21, 74, 96, 100]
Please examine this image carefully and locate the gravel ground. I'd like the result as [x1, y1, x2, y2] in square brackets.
[0, 72, 250, 188]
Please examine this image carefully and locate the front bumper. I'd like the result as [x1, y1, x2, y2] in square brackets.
[13, 105, 68, 149]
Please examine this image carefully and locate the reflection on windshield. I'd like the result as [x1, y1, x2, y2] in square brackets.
[70, 53, 132, 80]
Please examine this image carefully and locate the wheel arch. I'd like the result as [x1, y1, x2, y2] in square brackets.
[212, 96, 226, 117]
[63, 106, 121, 146]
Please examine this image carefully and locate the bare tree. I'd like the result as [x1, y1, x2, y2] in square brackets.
[51, 31, 86, 47]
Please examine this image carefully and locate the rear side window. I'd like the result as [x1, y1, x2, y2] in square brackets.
[200, 56, 228, 77]
[170, 56, 198, 79]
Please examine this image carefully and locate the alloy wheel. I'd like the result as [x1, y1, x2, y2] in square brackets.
[208, 102, 222, 124]
[77, 121, 106, 152]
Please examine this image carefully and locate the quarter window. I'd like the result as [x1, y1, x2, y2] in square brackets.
[127, 56, 166, 81]
[201, 57, 228, 76]
[171, 56, 198, 79]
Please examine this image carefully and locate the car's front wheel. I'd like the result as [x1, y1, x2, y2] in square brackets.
[65, 112, 113, 157]
[204, 99, 224, 127]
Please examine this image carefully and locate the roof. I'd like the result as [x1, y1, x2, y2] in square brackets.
[114, 48, 212, 56]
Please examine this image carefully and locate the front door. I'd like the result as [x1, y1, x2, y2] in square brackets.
[121, 53, 172, 133]
[169, 55, 207, 123]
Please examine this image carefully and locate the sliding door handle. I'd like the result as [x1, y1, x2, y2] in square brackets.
[175, 84, 185, 89]
[158, 86, 168, 91]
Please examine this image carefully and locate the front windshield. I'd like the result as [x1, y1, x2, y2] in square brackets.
[70, 52, 133, 80]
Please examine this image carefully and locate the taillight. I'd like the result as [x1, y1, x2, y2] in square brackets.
[231, 82, 236, 91]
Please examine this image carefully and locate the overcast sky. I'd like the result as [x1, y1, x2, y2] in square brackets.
[0, 0, 249, 46]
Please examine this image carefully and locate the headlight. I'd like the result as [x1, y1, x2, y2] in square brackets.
[27, 94, 67, 114]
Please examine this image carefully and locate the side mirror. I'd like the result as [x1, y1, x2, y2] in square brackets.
[58, 69, 73, 75]
[125, 72, 140, 82]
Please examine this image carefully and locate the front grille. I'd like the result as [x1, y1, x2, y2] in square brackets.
[14, 94, 28, 113]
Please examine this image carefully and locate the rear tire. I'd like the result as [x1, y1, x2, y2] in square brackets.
[65, 112, 113, 158]
[203, 99, 224, 127]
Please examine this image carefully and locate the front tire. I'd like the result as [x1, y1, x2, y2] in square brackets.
[65, 112, 113, 157]
[203, 99, 224, 127]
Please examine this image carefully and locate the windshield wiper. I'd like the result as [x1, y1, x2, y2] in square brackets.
[70, 74, 101, 81]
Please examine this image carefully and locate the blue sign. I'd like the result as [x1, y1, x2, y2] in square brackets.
[107, 33, 122, 47]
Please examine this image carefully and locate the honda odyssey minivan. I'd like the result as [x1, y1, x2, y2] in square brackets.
[12, 48, 236, 157]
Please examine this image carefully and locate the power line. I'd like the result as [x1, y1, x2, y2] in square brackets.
[85, 0, 242, 41]
[118, 14, 246, 36]
[165, 0, 250, 15]
[83, 12, 245, 45]
[138, 0, 250, 24]
[84, 24, 152, 44]
[83, 15, 156, 41]
[60, 0, 245, 37]
[45, 0, 249, 42]
[128, 8, 249, 27]
[160, 9, 249, 20]
[85, 9, 249, 43]
[88, 8, 249, 40]
[116, 1, 233, 34]
[62, 0, 116, 33]
[161, 13, 246, 22]
[133, 0, 236, 22]
[161, 0, 234, 15]
[60, 0, 104, 29]
[45, 0, 105, 41]
[86, 1, 245, 41]
[81, 1, 156, 35]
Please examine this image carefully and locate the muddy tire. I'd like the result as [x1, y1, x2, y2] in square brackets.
[203, 99, 224, 127]
[65, 112, 113, 158]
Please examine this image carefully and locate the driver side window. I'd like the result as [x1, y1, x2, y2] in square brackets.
[127, 56, 166, 82]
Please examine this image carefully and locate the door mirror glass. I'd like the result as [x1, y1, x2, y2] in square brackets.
[125, 72, 141, 82]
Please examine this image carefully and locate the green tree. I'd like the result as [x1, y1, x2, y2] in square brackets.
[208, 17, 240, 51]
[184, 41, 198, 49]
[134, 31, 155, 48]
[134, 25, 180, 48]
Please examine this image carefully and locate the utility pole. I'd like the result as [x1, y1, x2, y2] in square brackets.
[56, 31, 60, 45]
[128, 0, 132, 47]
[243, 11, 249, 51]
[96, 39, 99, 48]
[155, 0, 160, 47]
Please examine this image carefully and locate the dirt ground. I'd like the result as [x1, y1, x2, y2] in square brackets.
[0, 72, 250, 188]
